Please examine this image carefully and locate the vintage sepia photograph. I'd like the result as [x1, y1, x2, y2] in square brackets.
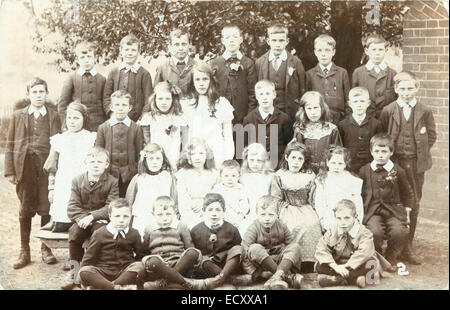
[0, 0, 448, 293]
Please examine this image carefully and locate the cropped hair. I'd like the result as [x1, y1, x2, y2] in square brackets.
[256, 195, 279, 214]
[203, 193, 226, 212]
[177, 137, 215, 170]
[255, 80, 276, 92]
[241, 143, 272, 175]
[314, 34, 336, 49]
[138, 143, 173, 175]
[86, 146, 110, 163]
[26, 77, 48, 94]
[220, 160, 241, 175]
[152, 196, 177, 214]
[66, 101, 90, 131]
[75, 42, 95, 56]
[221, 24, 243, 37]
[333, 199, 358, 217]
[169, 28, 191, 44]
[145, 81, 182, 117]
[370, 133, 394, 152]
[120, 34, 141, 51]
[279, 141, 311, 172]
[186, 61, 220, 113]
[349, 87, 370, 101]
[293, 91, 330, 130]
[393, 71, 419, 88]
[364, 33, 387, 49]
[267, 23, 288, 37]
[108, 198, 131, 216]
[111, 90, 132, 104]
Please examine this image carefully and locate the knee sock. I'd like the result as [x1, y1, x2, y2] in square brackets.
[220, 256, 240, 279]
[260, 256, 278, 274]
[69, 242, 84, 262]
[146, 257, 185, 285]
[114, 271, 138, 286]
[202, 261, 222, 277]
[41, 215, 51, 227]
[19, 217, 32, 249]
[278, 259, 293, 274]
[300, 262, 315, 273]
[174, 249, 199, 276]
[79, 271, 114, 290]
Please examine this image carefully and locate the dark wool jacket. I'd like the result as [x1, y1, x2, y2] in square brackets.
[153, 56, 196, 97]
[58, 71, 107, 130]
[103, 66, 153, 121]
[380, 100, 436, 174]
[358, 163, 415, 224]
[67, 172, 119, 224]
[352, 64, 397, 119]
[211, 54, 257, 123]
[4, 105, 61, 182]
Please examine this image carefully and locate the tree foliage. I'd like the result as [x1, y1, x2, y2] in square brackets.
[26, 0, 407, 73]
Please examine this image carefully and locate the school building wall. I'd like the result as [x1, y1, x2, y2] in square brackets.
[402, 1, 449, 222]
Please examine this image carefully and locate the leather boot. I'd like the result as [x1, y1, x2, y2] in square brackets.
[13, 247, 31, 269]
[41, 243, 57, 264]
[401, 242, 422, 265]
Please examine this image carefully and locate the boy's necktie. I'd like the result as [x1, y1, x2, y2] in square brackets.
[264, 113, 272, 123]
[323, 68, 328, 76]
[373, 65, 381, 74]
[375, 164, 385, 173]
[273, 57, 280, 71]
[33, 111, 41, 119]
[402, 103, 412, 121]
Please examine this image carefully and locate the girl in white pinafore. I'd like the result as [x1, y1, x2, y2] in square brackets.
[43, 102, 96, 232]
[181, 61, 234, 168]
[138, 81, 188, 170]
[313, 146, 364, 232]
[126, 143, 177, 237]
[176, 138, 218, 229]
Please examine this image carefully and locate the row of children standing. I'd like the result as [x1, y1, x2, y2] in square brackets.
[4, 22, 436, 289]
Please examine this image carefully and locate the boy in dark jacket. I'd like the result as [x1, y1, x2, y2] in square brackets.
[4, 77, 61, 269]
[62, 146, 119, 290]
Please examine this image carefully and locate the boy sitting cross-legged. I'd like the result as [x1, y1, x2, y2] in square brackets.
[78, 198, 145, 290]
[237, 195, 303, 290]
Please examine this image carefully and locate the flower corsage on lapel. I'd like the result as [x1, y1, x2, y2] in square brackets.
[287, 66, 295, 76]
[165, 125, 178, 136]
[385, 169, 397, 182]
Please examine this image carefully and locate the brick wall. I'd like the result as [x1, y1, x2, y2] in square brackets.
[403, 1, 449, 222]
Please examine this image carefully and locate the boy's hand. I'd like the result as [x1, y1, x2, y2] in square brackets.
[6, 175, 17, 184]
[78, 215, 94, 229]
[332, 264, 349, 278]
[48, 190, 54, 203]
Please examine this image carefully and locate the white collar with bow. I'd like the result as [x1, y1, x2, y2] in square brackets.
[223, 50, 243, 61]
[259, 107, 274, 120]
[204, 219, 224, 230]
[172, 55, 189, 66]
[269, 50, 287, 62]
[397, 97, 417, 109]
[28, 105, 47, 117]
[370, 160, 394, 172]
[119, 62, 140, 73]
[77, 68, 98, 77]
[365, 60, 387, 72]
[109, 116, 131, 127]
[319, 63, 333, 73]
[106, 223, 130, 239]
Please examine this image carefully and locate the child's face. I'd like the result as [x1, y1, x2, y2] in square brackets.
[327, 153, 346, 175]
[193, 70, 210, 95]
[221, 27, 243, 54]
[120, 43, 139, 66]
[314, 40, 335, 66]
[257, 205, 278, 229]
[27, 84, 47, 109]
[349, 94, 370, 116]
[266, 32, 289, 57]
[145, 150, 164, 173]
[394, 80, 418, 103]
[153, 205, 175, 229]
[110, 97, 132, 121]
[109, 207, 132, 231]
[335, 207, 356, 232]
[85, 154, 109, 178]
[204, 202, 225, 225]
[190, 145, 207, 169]
[255, 86, 276, 112]
[169, 34, 190, 60]
[155, 90, 173, 113]
[304, 100, 322, 123]
[76, 51, 95, 71]
[247, 152, 265, 173]
[286, 150, 304, 173]
[66, 108, 84, 133]
[370, 145, 393, 165]
[221, 167, 240, 188]
[365, 42, 386, 65]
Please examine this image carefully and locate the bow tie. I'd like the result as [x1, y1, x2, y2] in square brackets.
[177, 61, 186, 66]
[375, 164, 385, 173]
